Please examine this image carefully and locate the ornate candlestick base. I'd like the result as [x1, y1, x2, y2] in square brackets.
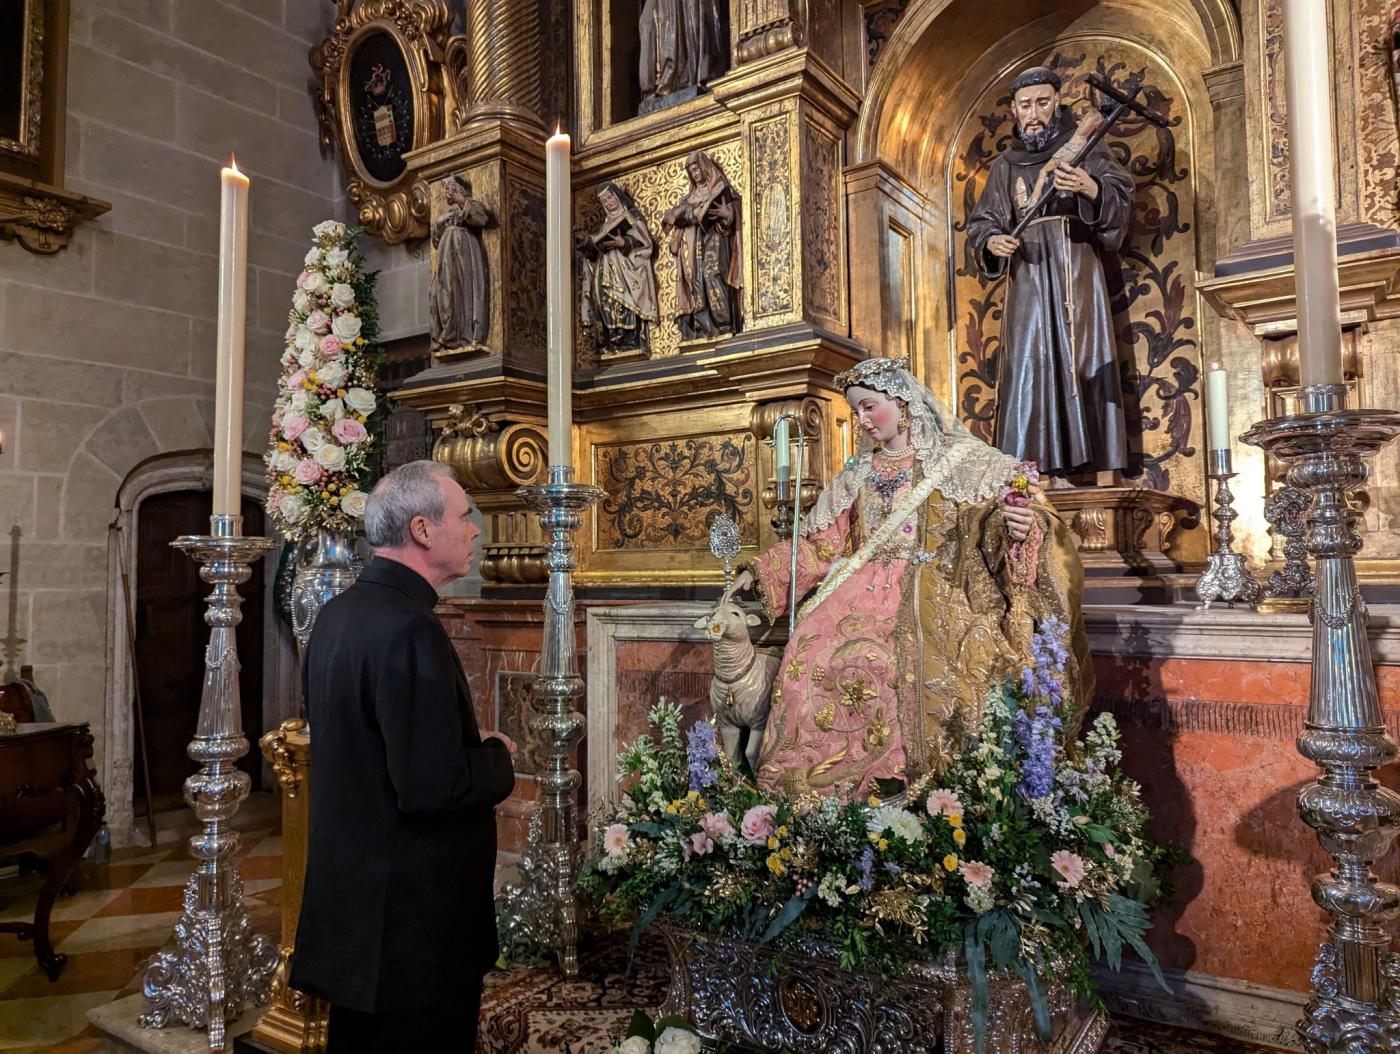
[760, 477, 817, 541]
[497, 468, 602, 977]
[139, 516, 279, 1051]
[1196, 448, 1262, 609]
[1242, 389, 1400, 1053]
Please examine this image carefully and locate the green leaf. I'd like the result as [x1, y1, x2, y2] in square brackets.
[1100, 908, 1123, 970]
[1013, 959, 1053, 1039]
[1120, 927, 1172, 993]
[629, 886, 677, 960]
[1079, 903, 1102, 961]
[632, 821, 671, 838]
[625, 1010, 656, 1041]
[965, 922, 989, 1054]
[761, 895, 810, 944]
[1083, 823, 1115, 845]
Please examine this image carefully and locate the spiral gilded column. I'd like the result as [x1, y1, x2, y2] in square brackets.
[463, 0, 543, 129]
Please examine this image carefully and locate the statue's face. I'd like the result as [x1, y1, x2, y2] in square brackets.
[687, 160, 703, 183]
[600, 188, 621, 215]
[846, 386, 905, 446]
[446, 179, 467, 205]
[1012, 83, 1059, 137]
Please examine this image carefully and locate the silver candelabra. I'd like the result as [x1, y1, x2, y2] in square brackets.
[1195, 447, 1262, 609]
[1243, 386, 1400, 1053]
[140, 514, 278, 1051]
[497, 466, 602, 976]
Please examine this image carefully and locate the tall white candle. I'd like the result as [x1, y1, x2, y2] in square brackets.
[1281, 0, 1344, 389]
[212, 158, 250, 517]
[774, 418, 791, 483]
[1205, 362, 1230, 452]
[546, 127, 573, 469]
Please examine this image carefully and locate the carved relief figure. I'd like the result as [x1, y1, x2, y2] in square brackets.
[578, 181, 659, 353]
[966, 67, 1134, 480]
[664, 150, 743, 341]
[429, 174, 490, 355]
[639, 0, 729, 107]
[722, 357, 1089, 797]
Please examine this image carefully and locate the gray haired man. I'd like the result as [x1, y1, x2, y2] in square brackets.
[290, 460, 516, 1052]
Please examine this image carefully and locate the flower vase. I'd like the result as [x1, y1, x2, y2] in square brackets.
[289, 529, 361, 651]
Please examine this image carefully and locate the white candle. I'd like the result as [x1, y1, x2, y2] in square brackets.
[1281, 0, 1344, 389]
[546, 127, 573, 469]
[774, 418, 791, 483]
[1205, 363, 1230, 452]
[212, 158, 250, 517]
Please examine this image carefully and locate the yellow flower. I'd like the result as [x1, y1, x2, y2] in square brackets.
[277, 441, 289, 451]
[779, 847, 792, 861]
[878, 838, 889, 852]
[337, 388, 347, 397]
[767, 836, 779, 850]
[766, 853, 785, 877]
[665, 802, 678, 815]
[868, 795, 881, 807]
[947, 814, 962, 828]
[953, 828, 966, 846]
[777, 825, 789, 838]
[868, 832, 880, 843]
[942, 854, 958, 872]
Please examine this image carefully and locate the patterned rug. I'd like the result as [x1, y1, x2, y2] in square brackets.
[479, 935, 1289, 1053]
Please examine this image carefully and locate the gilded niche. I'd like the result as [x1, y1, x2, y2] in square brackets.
[596, 433, 757, 551]
[950, 49, 1203, 507]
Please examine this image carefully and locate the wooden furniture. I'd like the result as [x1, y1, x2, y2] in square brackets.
[0, 722, 104, 980]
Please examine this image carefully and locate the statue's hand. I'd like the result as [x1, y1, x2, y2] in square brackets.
[1004, 502, 1035, 543]
[987, 233, 1020, 258]
[1052, 164, 1098, 201]
[722, 569, 754, 605]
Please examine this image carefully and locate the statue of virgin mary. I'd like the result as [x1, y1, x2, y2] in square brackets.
[725, 358, 1090, 798]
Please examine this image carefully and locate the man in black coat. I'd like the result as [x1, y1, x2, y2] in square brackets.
[290, 460, 517, 1052]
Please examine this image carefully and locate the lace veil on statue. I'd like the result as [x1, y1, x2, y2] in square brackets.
[802, 357, 1020, 535]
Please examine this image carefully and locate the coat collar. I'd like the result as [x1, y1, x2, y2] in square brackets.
[360, 556, 438, 609]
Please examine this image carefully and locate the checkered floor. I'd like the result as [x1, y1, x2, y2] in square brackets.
[0, 793, 282, 1053]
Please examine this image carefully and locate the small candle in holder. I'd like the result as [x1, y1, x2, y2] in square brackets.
[774, 418, 791, 483]
[1205, 362, 1230, 452]
[212, 157, 250, 517]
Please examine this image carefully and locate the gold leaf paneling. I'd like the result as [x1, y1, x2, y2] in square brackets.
[507, 177, 547, 362]
[754, 115, 795, 317]
[803, 120, 843, 327]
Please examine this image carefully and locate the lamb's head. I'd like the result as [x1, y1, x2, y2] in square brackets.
[693, 601, 761, 642]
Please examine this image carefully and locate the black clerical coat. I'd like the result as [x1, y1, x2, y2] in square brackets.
[289, 557, 516, 1012]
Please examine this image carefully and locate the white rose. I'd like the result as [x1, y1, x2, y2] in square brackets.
[314, 442, 346, 471]
[318, 359, 348, 389]
[331, 312, 362, 343]
[321, 397, 346, 421]
[616, 1039, 650, 1054]
[295, 326, 319, 352]
[292, 290, 311, 314]
[342, 489, 368, 518]
[330, 282, 355, 309]
[305, 271, 329, 295]
[273, 450, 298, 472]
[303, 247, 320, 266]
[326, 249, 350, 272]
[344, 387, 376, 415]
[300, 426, 325, 451]
[297, 348, 317, 369]
[655, 1028, 701, 1054]
[289, 390, 309, 411]
[313, 219, 347, 241]
[281, 492, 307, 523]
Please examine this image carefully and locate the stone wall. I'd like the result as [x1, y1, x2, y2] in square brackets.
[0, 0, 341, 778]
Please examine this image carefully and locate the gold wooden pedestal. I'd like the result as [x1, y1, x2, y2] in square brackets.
[1049, 486, 1195, 598]
[245, 719, 328, 1053]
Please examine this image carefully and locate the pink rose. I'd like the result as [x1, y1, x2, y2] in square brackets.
[307, 309, 331, 334]
[688, 831, 715, 857]
[271, 409, 284, 426]
[698, 811, 734, 843]
[1050, 850, 1087, 889]
[1103, 843, 1116, 858]
[294, 459, 322, 485]
[740, 804, 777, 845]
[296, 271, 311, 290]
[319, 334, 342, 357]
[332, 418, 368, 444]
[282, 414, 310, 441]
[959, 860, 995, 887]
[288, 368, 308, 389]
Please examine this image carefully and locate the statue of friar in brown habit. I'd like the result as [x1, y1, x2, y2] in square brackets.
[966, 66, 1135, 480]
[639, 0, 728, 107]
[429, 174, 490, 355]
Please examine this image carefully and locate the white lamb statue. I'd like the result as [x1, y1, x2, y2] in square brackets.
[693, 601, 780, 774]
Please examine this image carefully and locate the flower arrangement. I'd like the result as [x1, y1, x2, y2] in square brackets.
[580, 618, 1167, 1048]
[265, 220, 383, 540]
[603, 1012, 702, 1054]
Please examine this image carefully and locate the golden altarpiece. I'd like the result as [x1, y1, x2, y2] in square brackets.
[250, 0, 1400, 1049]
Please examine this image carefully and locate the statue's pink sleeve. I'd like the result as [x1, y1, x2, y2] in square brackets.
[745, 509, 851, 622]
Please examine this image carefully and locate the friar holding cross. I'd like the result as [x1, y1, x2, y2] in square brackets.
[967, 65, 1140, 482]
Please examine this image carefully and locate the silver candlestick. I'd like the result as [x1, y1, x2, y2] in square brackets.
[1195, 447, 1262, 609]
[1242, 386, 1400, 1053]
[498, 466, 602, 977]
[140, 514, 279, 1051]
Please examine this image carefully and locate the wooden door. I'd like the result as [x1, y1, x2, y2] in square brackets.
[134, 492, 265, 809]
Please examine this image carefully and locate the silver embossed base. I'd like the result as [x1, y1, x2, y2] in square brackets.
[659, 926, 1107, 1054]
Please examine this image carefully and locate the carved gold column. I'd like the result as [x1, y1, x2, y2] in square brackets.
[451, 0, 543, 131]
[248, 719, 327, 1053]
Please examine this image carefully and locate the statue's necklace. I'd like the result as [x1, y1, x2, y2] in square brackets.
[869, 448, 915, 517]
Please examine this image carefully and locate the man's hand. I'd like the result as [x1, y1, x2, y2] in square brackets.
[1004, 502, 1035, 543]
[987, 233, 1020, 258]
[1052, 164, 1098, 200]
[721, 569, 754, 606]
[484, 730, 517, 754]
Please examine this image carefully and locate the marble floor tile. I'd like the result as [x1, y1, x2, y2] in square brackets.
[56, 913, 182, 956]
[246, 835, 282, 858]
[2, 946, 160, 999]
[0, 889, 123, 924]
[0, 957, 34, 993]
[0, 991, 117, 1050]
[128, 861, 199, 889]
[93, 885, 188, 918]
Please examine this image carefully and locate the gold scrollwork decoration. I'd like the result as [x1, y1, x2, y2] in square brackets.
[259, 717, 309, 797]
[310, 0, 459, 243]
[434, 404, 548, 492]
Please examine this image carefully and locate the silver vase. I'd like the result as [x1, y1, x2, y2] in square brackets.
[289, 529, 362, 652]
